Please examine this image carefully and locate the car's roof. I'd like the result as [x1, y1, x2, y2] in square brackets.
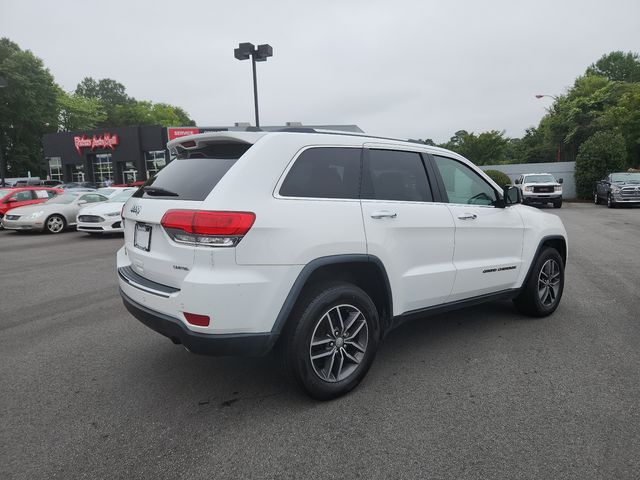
[166, 129, 461, 158]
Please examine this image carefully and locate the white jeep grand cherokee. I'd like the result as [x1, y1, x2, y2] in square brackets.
[118, 129, 568, 399]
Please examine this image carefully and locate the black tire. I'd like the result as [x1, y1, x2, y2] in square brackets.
[281, 281, 380, 400]
[553, 199, 562, 209]
[45, 214, 66, 234]
[594, 192, 601, 205]
[514, 247, 564, 317]
[607, 194, 616, 209]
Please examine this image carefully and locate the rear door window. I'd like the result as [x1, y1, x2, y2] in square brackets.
[362, 149, 433, 202]
[279, 147, 361, 199]
[134, 142, 252, 201]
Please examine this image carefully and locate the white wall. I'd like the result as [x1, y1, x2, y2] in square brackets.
[480, 162, 576, 199]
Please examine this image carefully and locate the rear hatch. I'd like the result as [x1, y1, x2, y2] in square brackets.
[122, 137, 254, 288]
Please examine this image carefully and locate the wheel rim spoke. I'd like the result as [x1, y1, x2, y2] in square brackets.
[311, 337, 333, 347]
[309, 303, 368, 383]
[537, 259, 561, 307]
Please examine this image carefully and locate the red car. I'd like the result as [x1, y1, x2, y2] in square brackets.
[0, 187, 63, 222]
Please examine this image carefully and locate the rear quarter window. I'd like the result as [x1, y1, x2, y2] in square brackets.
[279, 147, 361, 199]
[134, 142, 252, 201]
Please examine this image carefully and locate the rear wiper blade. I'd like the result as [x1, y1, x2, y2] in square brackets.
[143, 186, 179, 196]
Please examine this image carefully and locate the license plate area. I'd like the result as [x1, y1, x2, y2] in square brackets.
[134, 223, 152, 251]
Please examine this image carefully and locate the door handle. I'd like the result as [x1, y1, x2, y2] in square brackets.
[370, 210, 397, 219]
[457, 213, 477, 220]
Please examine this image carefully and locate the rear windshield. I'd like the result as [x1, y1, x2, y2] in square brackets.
[134, 142, 251, 201]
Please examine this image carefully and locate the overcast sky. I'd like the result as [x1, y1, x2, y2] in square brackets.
[2, 0, 639, 142]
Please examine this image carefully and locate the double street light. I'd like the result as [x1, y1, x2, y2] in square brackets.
[234, 42, 273, 128]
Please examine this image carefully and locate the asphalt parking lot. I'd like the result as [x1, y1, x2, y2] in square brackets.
[1, 203, 639, 480]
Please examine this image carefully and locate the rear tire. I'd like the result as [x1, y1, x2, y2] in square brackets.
[514, 247, 564, 317]
[281, 281, 380, 400]
[594, 192, 601, 205]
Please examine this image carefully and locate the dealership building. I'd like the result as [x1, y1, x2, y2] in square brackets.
[42, 123, 363, 185]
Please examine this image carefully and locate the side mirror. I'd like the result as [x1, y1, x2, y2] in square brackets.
[77, 200, 87, 206]
[499, 185, 522, 208]
[558, 178, 563, 184]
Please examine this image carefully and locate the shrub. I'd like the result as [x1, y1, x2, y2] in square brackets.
[484, 169, 512, 186]
[575, 131, 627, 198]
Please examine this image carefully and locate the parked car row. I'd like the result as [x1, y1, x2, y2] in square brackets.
[509, 170, 640, 210]
[0, 185, 137, 234]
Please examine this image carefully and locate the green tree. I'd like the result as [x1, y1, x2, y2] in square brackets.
[57, 90, 106, 132]
[75, 77, 195, 127]
[110, 101, 195, 127]
[483, 169, 511, 186]
[0, 38, 58, 177]
[598, 83, 640, 167]
[586, 51, 640, 83]
[575, 131, 627, 198]
[440, 129, 509, 165]
[75, 77, 130, 105]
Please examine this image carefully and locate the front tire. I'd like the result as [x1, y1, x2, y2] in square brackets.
[45, 215, 66, 234]
[281, 282, 380, 400]
[514, 247, 564, 317]
[607, 194, 616, 208]
[553, 199, 562, 208]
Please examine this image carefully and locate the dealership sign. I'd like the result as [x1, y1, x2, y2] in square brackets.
[167, 127, 228, 141]
[74, 133, 119, 155]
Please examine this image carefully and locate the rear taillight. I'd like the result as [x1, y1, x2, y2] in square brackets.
[161, 210, 255, 247]
[183, 312, 210, 327]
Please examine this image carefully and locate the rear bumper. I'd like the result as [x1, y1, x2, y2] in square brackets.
[120, 289, 278, 356]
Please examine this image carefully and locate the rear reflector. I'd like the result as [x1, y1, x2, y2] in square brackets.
[161, 210, 255, 247]
[183, 312, 210, 327]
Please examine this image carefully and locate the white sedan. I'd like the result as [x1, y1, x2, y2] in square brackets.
[2, 192, 108, 233]
[77, 189, 137, 235]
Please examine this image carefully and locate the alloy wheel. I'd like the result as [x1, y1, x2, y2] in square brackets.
[309, 304, 368, 383]
[537, 259, 561, 307]
[47, 216, 64, 233]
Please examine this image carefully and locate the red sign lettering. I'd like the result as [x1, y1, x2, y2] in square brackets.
[74, 133, 120, 155]
[167, 127, 201, 141]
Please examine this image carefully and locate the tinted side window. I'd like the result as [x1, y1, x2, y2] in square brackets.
[433, 155, 497, 206]
[362, 150, 432, 202]
[279, 147, 361, 199]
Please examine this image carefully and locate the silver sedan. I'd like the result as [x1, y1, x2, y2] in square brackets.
[1, 192, 108, 233]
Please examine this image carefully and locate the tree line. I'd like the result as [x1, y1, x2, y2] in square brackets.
[412, 51, 640, 197]
[0, 38, 195, 178]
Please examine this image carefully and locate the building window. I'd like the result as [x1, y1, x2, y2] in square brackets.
[93, 154, 113, 186]
[145, 150, 167, 178]
[48, 157, 63, 181]
[122, 161, 138, 184]
[71, 164, 85, 182]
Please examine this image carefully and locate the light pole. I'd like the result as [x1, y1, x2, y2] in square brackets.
[535, 94, 558, 100]
[0, 76, 7, 186]
[234, 42, 273, 128]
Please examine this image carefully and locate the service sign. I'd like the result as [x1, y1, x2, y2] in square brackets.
[167, 127, 200, 141]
